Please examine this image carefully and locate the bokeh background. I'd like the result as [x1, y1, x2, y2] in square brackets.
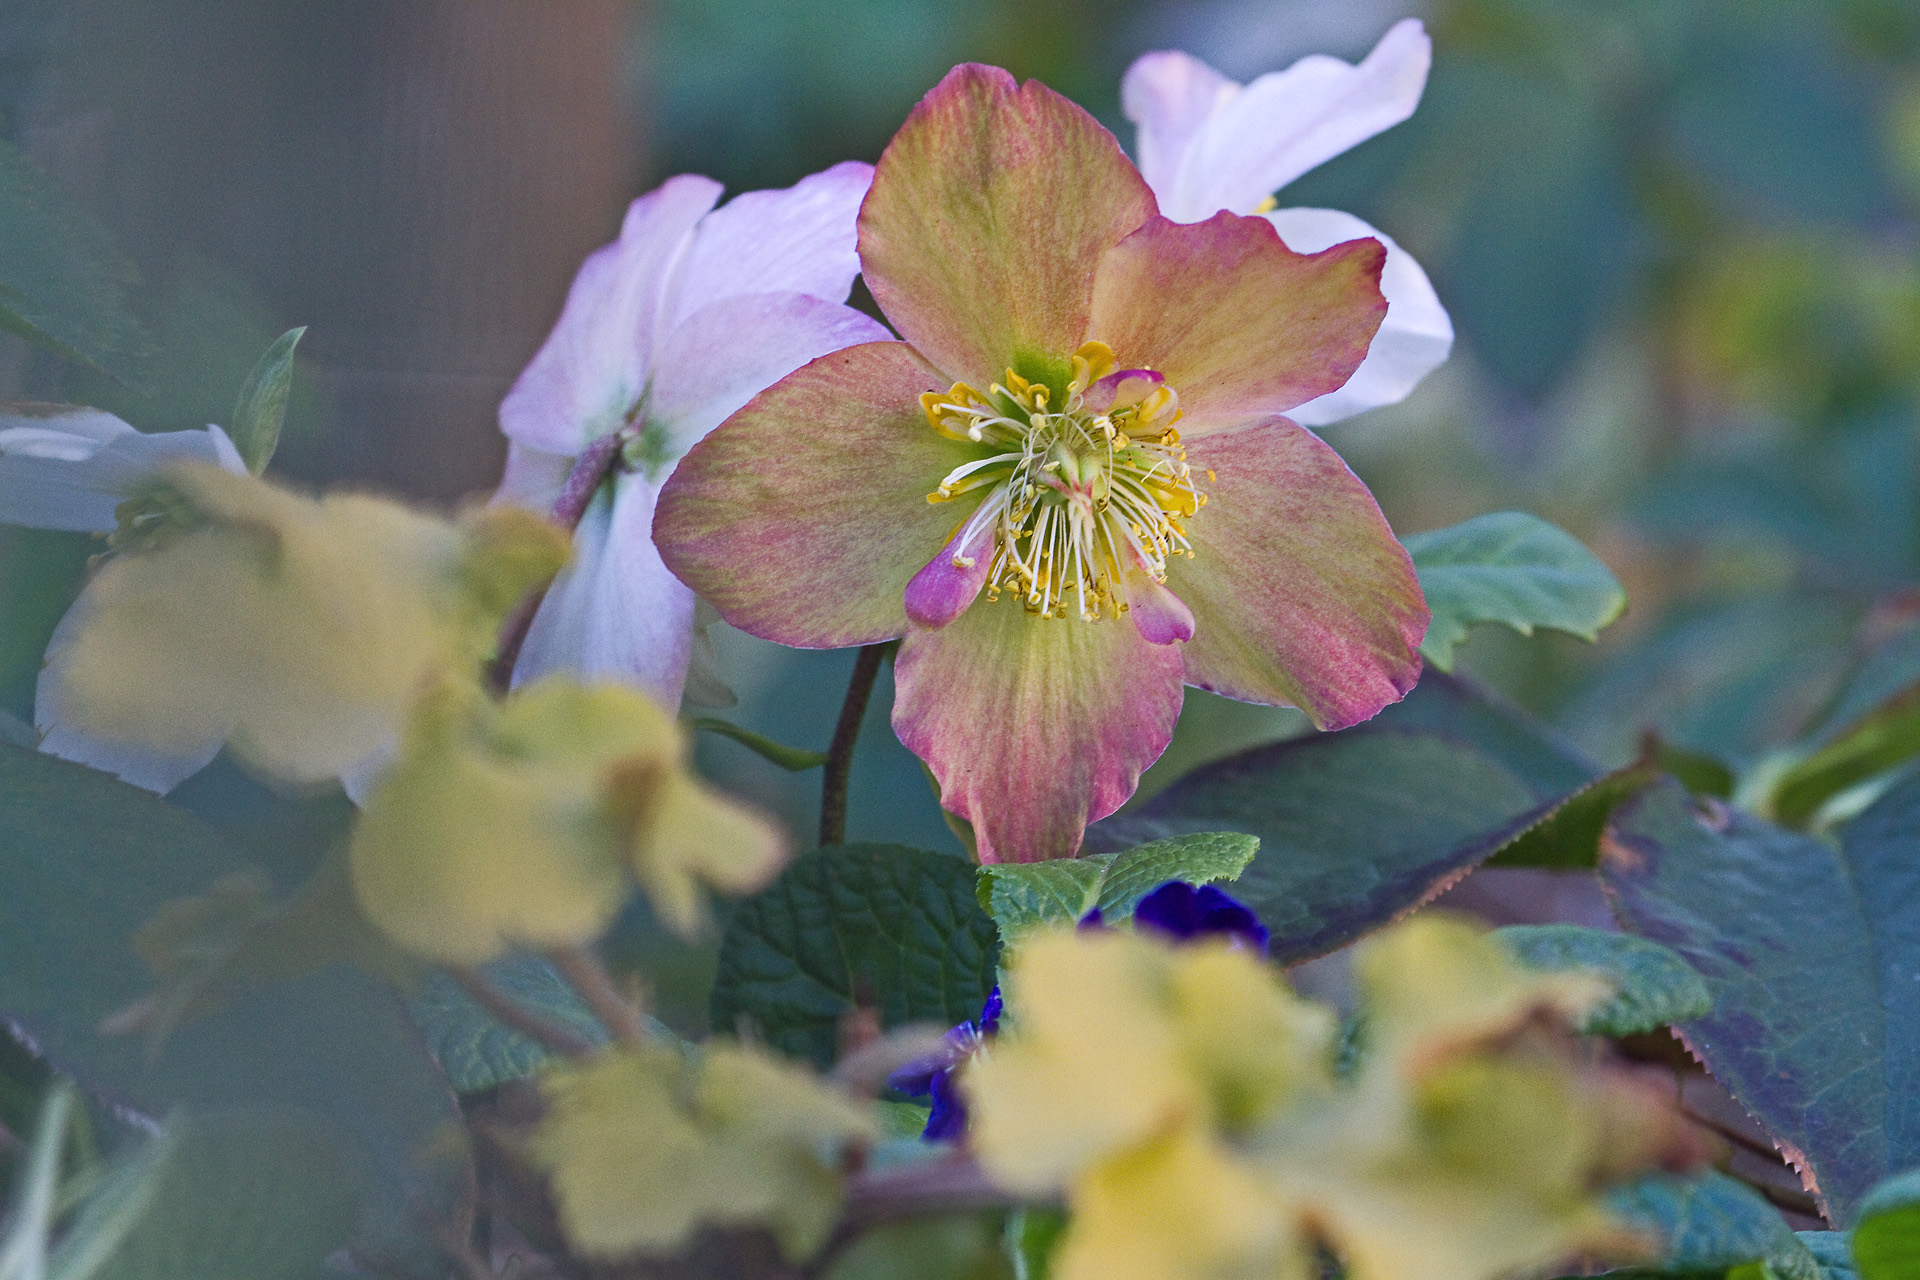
[4, 0, 1919, 1022]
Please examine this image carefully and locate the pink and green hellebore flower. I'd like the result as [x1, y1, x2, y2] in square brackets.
[654, 65, 1429, 864]
[495, 162, 889, 708]
[1124, 18, 1453, 425]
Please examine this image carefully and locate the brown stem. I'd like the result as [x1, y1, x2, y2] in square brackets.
[548, 945, 647, 1048]
[488, 432, 627, 693]
[818, 645, 886, 847]
[450, 967, 596, 1058]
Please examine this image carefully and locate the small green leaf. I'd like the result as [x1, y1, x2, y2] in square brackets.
[1853, 1167, 1920, 1280]
[406, 954, 610, 1093]
[711, 844, 998, 1068]
[1495, 924, 1711, 1036]
[1798, 1232, 1858, 1280]
[690, 717, 829, 771]
[1405, 511, 1626, 671]
[226, 327, 305, 475]
[1606, 1170, 1818, 1280]
[976, 832, 1257, 947]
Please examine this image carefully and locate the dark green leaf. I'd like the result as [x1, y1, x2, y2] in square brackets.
[226, 327, 304, 475]
[1644, 738, 1738, 800]
[821, 1214, 1012, 1280]
[1004, 1207, 1065, 1280]
[1484, 764, 1656, 870]
[0, 743, 468, 1276]
[1603, 777, 1920, 1225]
[1853, 1168, 1920, 1280]
[691, 717, 829, 771]
[1494, 924, 1710, 1036]
[1798, 1232, 1857, 1280]
[407, 955, 609, 1093]
[54, 1109, 362, 1280]
[1605, 1170, 1817, 1280]
[0, 140, 151, 385]
[1405, 512, 1626, 671]
[710, 844, 998, 1068]
[976, 832, 1257, 947]
[1372, 671, 1600, 799]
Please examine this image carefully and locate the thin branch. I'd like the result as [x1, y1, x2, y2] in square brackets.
[450, 967, 596, 1058]
[548, 946, 647, 1048]
[819, 645, 887, 847]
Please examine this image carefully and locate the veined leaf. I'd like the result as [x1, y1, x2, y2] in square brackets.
[711, 844, 997, 1068]
[407, 954, 611, 1093]
[1495, 924, 1710, 1036]
[226, 327, 305, 476]
[977, 832, 1257, 947]
[1405, 511, 1626, 671]
[1605, 1170, 1818, 1280]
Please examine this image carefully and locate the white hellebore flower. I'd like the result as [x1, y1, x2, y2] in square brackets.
[0, 404, 247, 790]
[495, 162, 889, 707]
[1124, 17, 1454, 426]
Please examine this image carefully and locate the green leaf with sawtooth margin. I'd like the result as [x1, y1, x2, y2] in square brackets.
[976, 832, 1258, 947]
[0, 742, 468, 1277]
[54, 1109, 362, 1280]
[1484, 763, 1656, 869]
[1604, 1170, 1818, 1280]
[1603, 776, 1920, 1226]
[406, 954, 610, 1093]
[1852, 1167, 1920, 1280]
[1799, 1233, 1858, 1280]
[1404, 511, 1626, 672]
[227, 327, 304, 476]
[1494, 924, 1710, 1036]
[0, 140, 151, 385]
[710, 844, 998, 1068]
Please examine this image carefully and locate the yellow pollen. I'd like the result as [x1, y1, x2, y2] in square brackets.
[918, 340, 1207, 623]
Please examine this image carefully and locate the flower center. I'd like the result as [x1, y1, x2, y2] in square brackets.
[919, 341, 1206, 622]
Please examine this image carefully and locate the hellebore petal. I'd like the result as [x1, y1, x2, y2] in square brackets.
[513, 475, 697, 707]
[1090, 212, 1385, 433]
[655, 341, 983, 648]
[1267, 207, 1453, 427]
[644, 292, 891, 475]
[0, 405, 244, 531]
[1123, 20, 1431, 222]
[892, 601, 1185, 864]
[656, 160, 872, 338]
[499, 175, 723, 456]
[1171, 420, 1426, 729]
[859, 63, 1155, 385]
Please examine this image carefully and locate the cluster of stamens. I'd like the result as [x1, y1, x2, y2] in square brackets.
[920, 341, 1206, 622]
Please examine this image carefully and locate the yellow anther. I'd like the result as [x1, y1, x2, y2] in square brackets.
[1253, 195, 1278, 213]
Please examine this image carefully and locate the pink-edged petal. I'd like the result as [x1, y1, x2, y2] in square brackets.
[1122, 52, 1240, 211]
[1089, 212, 1385, 433]
[904, 524, 994, 629]
[1171, 419, 1426, 730]
[34, 592, 225, 792]
[1130, 20, 1431, 222]
[499, 175, 722, 456]
[655, 340, 988, 649]
[492, 440, 573, 512]
[645, 292, 892, 474]
[1128, 574, 1196, 645]
[859, 63, 1155, 385]
[1268, 207, 1453, 426]
[893, 604, 1185, 864]
[513, 474, 696, 709]
[656, 161, 873, 338]
[0, 409, 242, 532]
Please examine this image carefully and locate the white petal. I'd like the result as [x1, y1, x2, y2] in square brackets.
[1266, 206, 1453, 425]
[492, 440, 573, 512]
[339, 738, 396, 807]
[511, 475, 695, 710]
[1122, 51, 1242, 212]
[656, 161, 872, 341]
[34, 592, 225, 792]
[1133, 18, 1431, 222]
[498, 175, 723, 457]
[645, 292, 890, 472]
[0, 411, 242, 532]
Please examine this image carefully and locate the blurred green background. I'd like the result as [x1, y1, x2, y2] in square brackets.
[4, 0, 1920, 1021]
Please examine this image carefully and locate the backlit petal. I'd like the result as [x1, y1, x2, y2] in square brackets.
[655, 341, 984, 649]
[1171, 420, 1425, 729]
[1122, 52, 1240, 211]
[0, 409, 242, 532]
[493, 440, 572, 512]
[859, 64, 1154, 385]
[1090, 212, 1385, 432]
[892, 604, 1184, 864]
[1268, 208, 1452, 426]
[499, 175, 722, 456]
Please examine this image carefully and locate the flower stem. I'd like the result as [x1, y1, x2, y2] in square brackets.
[549, 944, 648, 1048]
[819, 645, 887, 847]
[449, 966, 597, 1058]
[488, 432, 627, 693]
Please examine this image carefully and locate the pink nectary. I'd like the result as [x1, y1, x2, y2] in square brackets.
[1127, 575, 1197, 646]
[905, 524, 995, 629]
[1082, 367, 1164, 415]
